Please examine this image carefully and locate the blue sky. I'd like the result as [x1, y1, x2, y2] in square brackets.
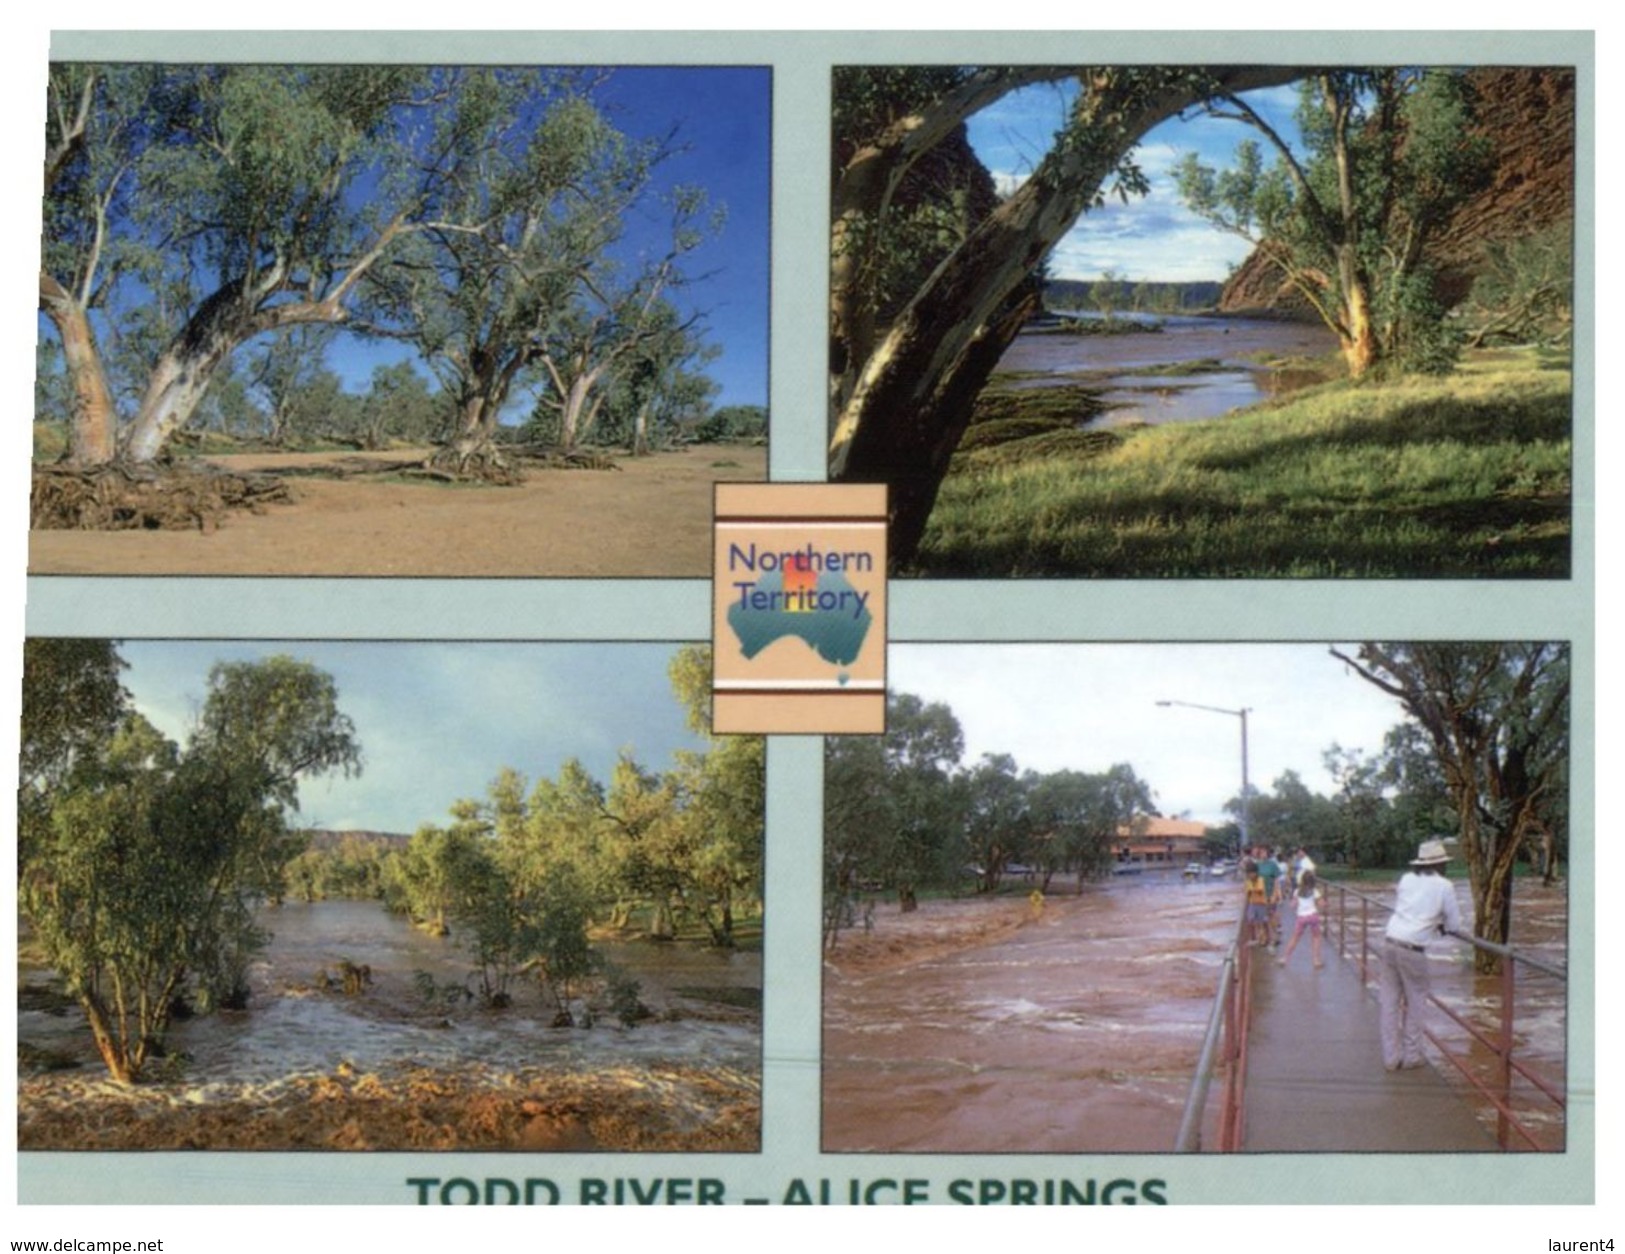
[891, 643, 1414, 828]
[114, 641, 1411, 835]
[966, 80, 1306, 283]
[322, 67, 770, 412]
[119, 641, 711, 834]
[43, 65, 770, 418]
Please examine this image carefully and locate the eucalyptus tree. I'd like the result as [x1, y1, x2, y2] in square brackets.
[1330, 643, 1569, 969]
[19, 650, 362, 1081]
[825, 689, 966, 938]
[535, 186, 717, 452]
[1175, 71, 1493, 376]
[362, 77, 656, 474]
[248, 324, 340, 445]
[349, 360, 447, 450]
[827, 65, 1301, 566]
[662, 644, 765, 945]
[40, 64, 157, 463]
[960, 752, 1032, 894]
[597, 300, 719, 453]
[41, 63, 435, 467]
[1029, 763, 1155, 891]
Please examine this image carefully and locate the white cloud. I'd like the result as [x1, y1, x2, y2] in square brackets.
[891, 644, 1407, 827]
[120, 641, 704, 834]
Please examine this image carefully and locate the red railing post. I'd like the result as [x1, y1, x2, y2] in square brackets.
[1360, 895, 1369, 986]
[1336, 885, 1347, 961]
[1498, 956, 1516, 1150]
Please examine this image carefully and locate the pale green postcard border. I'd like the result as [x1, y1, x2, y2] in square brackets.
[20, 29, 1593, 1206]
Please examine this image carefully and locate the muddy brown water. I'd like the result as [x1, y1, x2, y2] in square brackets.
[19, 899, 761, 1096]
[823, 874, 1240, 1153]
[821, 873, 1568, 1154]
[997, 314, 1340, 427]
[1323, 877, 1569, 1151]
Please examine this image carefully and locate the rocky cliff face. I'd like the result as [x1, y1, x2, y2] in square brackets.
[1218, 68, 1576, 316]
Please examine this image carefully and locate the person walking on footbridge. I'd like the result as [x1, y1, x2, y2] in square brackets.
[1276, 870, 1326, 970]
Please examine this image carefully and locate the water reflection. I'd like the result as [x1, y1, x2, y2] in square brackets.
[20, 899, 762, 1087]
[997, 314, 1340, 427]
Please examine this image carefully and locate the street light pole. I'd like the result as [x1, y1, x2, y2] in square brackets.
[1156, 699, 1252, 856]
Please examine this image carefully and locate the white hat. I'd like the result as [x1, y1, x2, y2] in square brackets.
[1411, 839, 1450, 867]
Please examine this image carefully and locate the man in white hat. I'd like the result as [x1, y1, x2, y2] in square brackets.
[1379, 838, 1464, 1071]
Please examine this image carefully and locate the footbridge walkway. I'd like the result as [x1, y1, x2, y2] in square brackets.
[1176, 880, 1566, 1154]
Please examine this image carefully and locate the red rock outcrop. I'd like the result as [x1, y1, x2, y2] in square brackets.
[1219, 68, 1576, 316]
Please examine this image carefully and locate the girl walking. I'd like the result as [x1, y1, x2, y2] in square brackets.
[1277, 870, 1326, 969]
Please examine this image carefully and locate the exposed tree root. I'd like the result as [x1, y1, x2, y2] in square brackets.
[31, 462, 292, 532]
[505, 442, 623, 472]
[424, 441, 528, 486]
[414, 441, 623, 484]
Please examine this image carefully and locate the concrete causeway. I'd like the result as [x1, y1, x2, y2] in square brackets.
[1240, 941, 1498, 1152]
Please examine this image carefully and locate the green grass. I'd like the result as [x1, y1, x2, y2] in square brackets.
[916, 350, 1571, 578]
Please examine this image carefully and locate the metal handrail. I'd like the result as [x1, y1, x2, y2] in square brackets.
[1321, 875, 1567, 1151]
[1175, 903, 1253, 1152]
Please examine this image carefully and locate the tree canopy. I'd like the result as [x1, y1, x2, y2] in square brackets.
[370, 645, 764, 1018]
[18, 643, 362, 1081]
[1176, 70, 1493, 376]
[38, 64, 731, 473]
[823, 687, 1160, 947]
[1331, 642, 1569, 970]
[827, 64, 1302, 565]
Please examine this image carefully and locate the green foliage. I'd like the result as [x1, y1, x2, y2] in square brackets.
[825, 691, 1167, 941]
[1333, 643, 1569, 965]
[1462, 224, 1574, 350]
[530, 864, 595, 1018]
[393, 822, 482, 936]
[192, 655, 363, 813]
[1234, 769, 1339, 855]
[1381, 267, 1461, 376]
[40, 64, 727, 463]
[18, 645, 362, 1081]
[284, 833, 394, 903]
[1028, 763, 1155, 888]
[692, 404, 769, 444]
[378, 644, 764, 1019]
[918, 350, 1570, 577]
[1177, 70, 1493, 377]
[960, 753, 1032, 894]
[829, 66, 1006, 355]
[601, 964, 649, 1028]
[19, 638, 128, 803]
[825, 689, 966, 943]
[447, 837, 537, 1008]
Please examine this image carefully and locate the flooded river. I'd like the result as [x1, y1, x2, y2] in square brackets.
[19, 900, 761, 1151]
[823, 874, 1239, 1152]
[822, 873, 1569, 1154]
[997, 313, 1340, 427]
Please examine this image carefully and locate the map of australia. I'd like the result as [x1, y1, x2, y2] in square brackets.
[726, 565, 873, 668]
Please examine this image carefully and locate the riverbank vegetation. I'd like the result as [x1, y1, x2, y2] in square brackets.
[20, 641, 763, 1087]
[916, 347, 1569, 577]
[36, 65, 764, 532]
[19, 641, 362, 1082]
[827, 66, 1573, 574]
[825, 690, 1156, 950]
[832, 641, 1567, 969]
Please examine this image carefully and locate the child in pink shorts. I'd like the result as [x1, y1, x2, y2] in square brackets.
[1278, 870, 1326, 969]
